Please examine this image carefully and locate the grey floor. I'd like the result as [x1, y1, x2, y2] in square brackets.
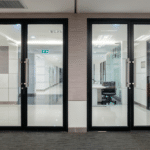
[0, 131, 150, 150]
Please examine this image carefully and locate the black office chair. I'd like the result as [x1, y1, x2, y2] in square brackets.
[101, 82, 116, 105]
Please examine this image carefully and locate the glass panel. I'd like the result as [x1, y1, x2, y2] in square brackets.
[27, 25, 63, 126]
[0, 24, 21, 126]
[134, 25, 150, 126]
[92, 24, 127, 126]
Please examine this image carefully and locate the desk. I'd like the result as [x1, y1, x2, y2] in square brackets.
[92, 84, 106, 106]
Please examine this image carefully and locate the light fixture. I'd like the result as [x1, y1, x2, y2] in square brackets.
[17, 40, 63, 45]
[50, 30, 62, 33]
[101, 30, 117, 32]
[93, 41, 116, 45]
[0, 32, 18, 45]
[112, 24, 120, 29]
[135, 35, 150, 41]
[13, 24, 21, 30]
[92, 35, 118, 48]
[31, 36, 35, 39]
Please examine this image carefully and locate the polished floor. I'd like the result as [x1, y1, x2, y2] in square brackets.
[92, 104, 150, 126]
[1, 104, 150, 127]
[0, 83, 150, 127]
[0, 131, 150, 149]
[0, 84, 63, 126]
[92, 104, 127, 126]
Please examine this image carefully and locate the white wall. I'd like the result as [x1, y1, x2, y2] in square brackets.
[92, 58, 106, 83]
[35, 54, 60, 91]
[0, 43, 19, 102]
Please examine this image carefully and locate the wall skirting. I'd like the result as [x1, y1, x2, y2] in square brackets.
[134, 101, 147, 109]
[0, 101, 17, 104]
[36, 83, 59, 91]
[68, 127, 87, 133]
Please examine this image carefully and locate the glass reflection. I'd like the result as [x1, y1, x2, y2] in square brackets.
[92, 24, 127, 126]
[27, 25, 63, 126]
[134, 25, 150, 126]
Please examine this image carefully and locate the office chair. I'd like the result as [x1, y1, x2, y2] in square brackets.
[101, 81, 116, 105]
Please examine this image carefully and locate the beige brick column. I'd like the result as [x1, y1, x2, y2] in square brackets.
[68, 15, 87, 133]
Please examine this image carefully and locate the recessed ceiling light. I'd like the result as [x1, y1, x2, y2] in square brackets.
[135, 35, 150, 41]
[31, 36, 35, 39]
[101, 30, 117, 32]
[50, 30, 62, 33]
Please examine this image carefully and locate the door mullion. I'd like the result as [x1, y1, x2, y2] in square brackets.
[129, 22, 134, 130]
[21, 23, 28, 129]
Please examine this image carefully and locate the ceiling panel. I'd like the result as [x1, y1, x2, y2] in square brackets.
[0, 0, 74, 13]
[77, 0, 150, 13]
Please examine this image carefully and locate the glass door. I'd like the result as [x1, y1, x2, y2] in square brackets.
[0, 19, 68, 131]
[133, 22, 150, 129]
[25, 20, 68, 131]
[0, 24, 21, 127]
[27, 24, 64, 127]
[87, 20, 130, 131]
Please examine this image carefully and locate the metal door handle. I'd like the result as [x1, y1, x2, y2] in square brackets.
[24, 58, 29, 87]
[126, 58, 131, 88]
[134, 59, 136, 87]
[18, 58, 21, 87]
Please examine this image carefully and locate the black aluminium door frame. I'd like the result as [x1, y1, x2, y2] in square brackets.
[0, 19, 68, 131]
[130, 19, 150, 130]
[87, 18, 133, 131]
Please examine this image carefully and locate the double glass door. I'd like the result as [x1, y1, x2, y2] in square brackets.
[0, 19, 68, 131]
[88, 19, 150, 131]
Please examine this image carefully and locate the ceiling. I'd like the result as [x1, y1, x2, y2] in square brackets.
[0, 0, 74, 13]
[0, 0, 150, 13]
[92, 24, 150, 61]
[77, 0, 150, 13]
[0, 24, 63, 45]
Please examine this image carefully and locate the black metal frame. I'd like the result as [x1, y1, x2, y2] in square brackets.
[87, 18, 150, 131]
[0, 19, 68, 131]
[130, 19, 150, 130]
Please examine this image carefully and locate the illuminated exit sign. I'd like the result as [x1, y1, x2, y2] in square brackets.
[42, 50, 49, 53]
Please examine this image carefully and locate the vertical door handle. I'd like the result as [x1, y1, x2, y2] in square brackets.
[133, 59, 136, 87]
[126, 58, 131, 88]
[18, 58, 21, 87]
[24, 58, 29, 87]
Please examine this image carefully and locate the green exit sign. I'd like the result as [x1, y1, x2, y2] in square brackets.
[42, 50, 49, 53]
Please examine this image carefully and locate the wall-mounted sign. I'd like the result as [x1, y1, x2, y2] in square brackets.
[141, 61, 145, 68]
[42, 50, 49, 54]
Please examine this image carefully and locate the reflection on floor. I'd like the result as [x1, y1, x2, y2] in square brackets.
[0, 84, 63, 126]
[92, 104, 150, 126]
[92, 104, 127, 126]
[28, 83, 63, 126]
[134, 104, 150, 126]
[19, 95, 62, 105]
[0, 105, 21, 126]
[28, 105, 63, 126]
[0, 105, 63, 126]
